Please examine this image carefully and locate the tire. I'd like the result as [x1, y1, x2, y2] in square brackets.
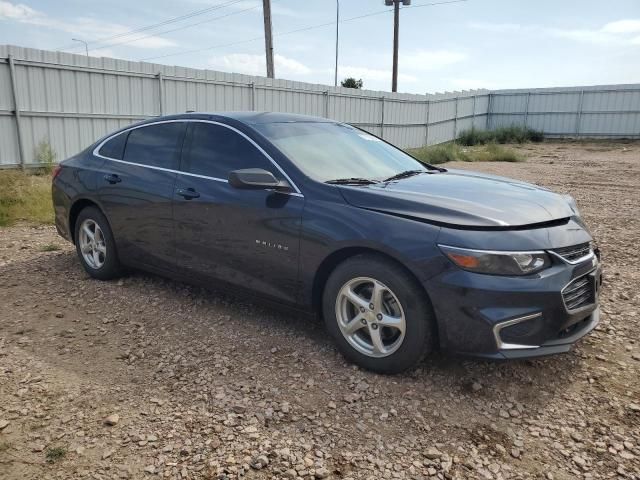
[74, 206, 123, 280]
[323, 254, 435, 374]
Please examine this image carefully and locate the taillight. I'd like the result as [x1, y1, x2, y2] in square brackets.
[52, 164, 63, 179]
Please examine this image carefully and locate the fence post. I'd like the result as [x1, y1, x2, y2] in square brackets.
[472, 94, 477, 128]
[424, 99, 431, 146]
[324, 91, 330, 118]
[487, 93, 493, 130]
[453, 96, 459, 140]
[250, 82, 256, 110]
[157, 72, 164, 116]
[380, 96, 385, 139]
[8, 55, 26, 169]
[524, 92, 531, 128]
[575, 89, 584, 137]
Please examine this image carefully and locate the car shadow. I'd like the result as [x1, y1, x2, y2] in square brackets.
[8, 249, 587, 413]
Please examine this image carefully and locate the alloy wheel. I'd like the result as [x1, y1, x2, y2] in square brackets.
[335, 277, 406, 358]
[78, 219, 106, 269]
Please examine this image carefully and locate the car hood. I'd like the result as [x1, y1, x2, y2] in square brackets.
[337, 169, 575, 228]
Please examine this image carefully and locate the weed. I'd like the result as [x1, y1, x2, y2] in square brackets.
[45, 446, 67, 463]
[407, 143, 522, 165]
[0, 170, 53, 227]
[40, 244, 61, 252]
[457, 126, 544, 146]
[34, 140, 57, 174]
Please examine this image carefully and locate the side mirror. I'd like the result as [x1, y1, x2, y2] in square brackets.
[228, 168, 291, 191]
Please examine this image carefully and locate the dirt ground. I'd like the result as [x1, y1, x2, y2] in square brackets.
[1, 141, 639, 480]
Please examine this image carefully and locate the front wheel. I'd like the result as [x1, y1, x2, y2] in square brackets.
[74, 206, 123, 280]
[323, 255, 436, 374]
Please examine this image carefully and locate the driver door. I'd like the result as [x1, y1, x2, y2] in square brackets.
[172, 121, 304, 304]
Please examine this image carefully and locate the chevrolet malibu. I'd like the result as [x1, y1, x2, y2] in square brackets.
[52, 112, 602, 373]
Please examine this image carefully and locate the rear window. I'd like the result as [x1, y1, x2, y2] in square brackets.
[98, 131, 129, 160]
[123, 122, 186, 170]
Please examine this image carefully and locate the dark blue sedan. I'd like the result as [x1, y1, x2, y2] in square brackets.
[52, 112, 602, 373]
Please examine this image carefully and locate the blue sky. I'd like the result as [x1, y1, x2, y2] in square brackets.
[1, 0, 639, 93]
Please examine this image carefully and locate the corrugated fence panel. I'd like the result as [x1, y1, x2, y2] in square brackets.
[3, 45, 639, 167]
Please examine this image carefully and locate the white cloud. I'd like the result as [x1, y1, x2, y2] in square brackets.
[469, 18, 640, 47]
[0, 1, 175, 50]
[601, 19, 640, 34]
[401, 49, 467, 70]
[209, 53, 311, 76]
[0, 0, 35, 19]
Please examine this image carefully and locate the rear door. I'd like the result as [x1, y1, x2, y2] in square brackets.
[96, 121, 186, 268]
[172, 121, 304, 304]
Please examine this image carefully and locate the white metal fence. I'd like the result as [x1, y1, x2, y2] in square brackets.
[489, 85, 640, 138]
[1, 45, 639, 168]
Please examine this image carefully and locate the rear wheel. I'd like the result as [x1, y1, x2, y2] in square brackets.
[74, 206, 123, 280]
[323, 254, 435, 374]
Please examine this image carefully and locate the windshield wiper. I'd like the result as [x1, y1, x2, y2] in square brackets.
[383, 169, 426, 182]
[325, 177, 380, 185]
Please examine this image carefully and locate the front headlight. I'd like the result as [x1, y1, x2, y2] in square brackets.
[438, 245, 551, 276]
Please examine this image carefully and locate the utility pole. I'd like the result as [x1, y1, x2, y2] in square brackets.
[334, 0, 339, 87]
[262, 0, 275, 78]
[385, 0, 410, 92]
[72, 38, 89, 57]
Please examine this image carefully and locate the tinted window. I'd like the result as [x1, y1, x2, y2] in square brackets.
[255, 122, 426, 182]
[123, 122, 186, 170]
[98, 131, 129, 159]
[182, 123, 273, 179]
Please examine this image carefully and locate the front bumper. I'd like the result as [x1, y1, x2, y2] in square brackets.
[427, 249, 602, 359]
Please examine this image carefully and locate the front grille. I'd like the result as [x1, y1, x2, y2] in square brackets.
[562, 275, 595, 311]
[551, 242, 592, 263]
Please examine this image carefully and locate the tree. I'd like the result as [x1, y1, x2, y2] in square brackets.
[341, 77, 363, 89]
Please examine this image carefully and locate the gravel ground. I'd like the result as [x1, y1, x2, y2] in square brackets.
[0, 141, 639, 480]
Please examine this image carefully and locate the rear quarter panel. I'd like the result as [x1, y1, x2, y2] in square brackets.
[52, 151, 104, 241]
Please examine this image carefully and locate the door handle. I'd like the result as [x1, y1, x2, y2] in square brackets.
[176, 187, 200, 200]
[104, 173, 122, 184]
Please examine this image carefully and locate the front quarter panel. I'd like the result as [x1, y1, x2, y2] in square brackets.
[298, 185, 442, 307]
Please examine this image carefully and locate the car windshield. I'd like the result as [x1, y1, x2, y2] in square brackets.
[255, 122, 428, 183]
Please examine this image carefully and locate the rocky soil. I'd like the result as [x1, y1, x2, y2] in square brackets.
[0, 141, 639, 480]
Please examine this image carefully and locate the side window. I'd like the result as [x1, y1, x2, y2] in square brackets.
[182, 123, 274, 179]
[98, 131, 129, 159]
[123, 122, 186, 170]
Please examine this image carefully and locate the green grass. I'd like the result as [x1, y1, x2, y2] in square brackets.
[457, 126, 544, 146]
[40, 244, 61, 252]
[45, 446, 67, 463]
[407, 142, 522, 165]
[0, 170, 54, 227]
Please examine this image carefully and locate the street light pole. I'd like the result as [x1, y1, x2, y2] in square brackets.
[72, 38, 89, 57]
[385, 0, 410, 92]
[334, 0, 339, 87]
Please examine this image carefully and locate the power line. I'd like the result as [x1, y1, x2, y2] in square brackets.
[88, 4, 261, 53]
[55, 0, 246, 52]
[140, 0, 468, 63]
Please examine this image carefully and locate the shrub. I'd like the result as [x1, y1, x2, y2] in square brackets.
[457, 126, 544, 146]
[407, 143, 522, 165]
[34, 140, 57, 173]
[456, 127, 493, 146]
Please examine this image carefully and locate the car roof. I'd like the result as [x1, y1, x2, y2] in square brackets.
[156, 111, 335, 125]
